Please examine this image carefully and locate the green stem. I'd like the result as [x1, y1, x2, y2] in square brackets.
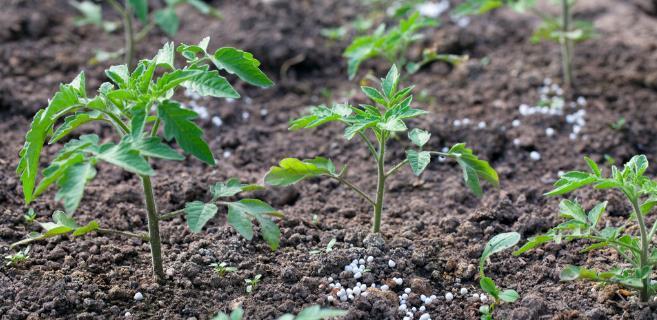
[560, 0, 573, 89]
[372, 135, 386, 233]
[107, 0, 135, 68]
[97, 228, 149, 240]
[385, 159, 408, 178]
[141, 175, 165, 281]
[631, 197, 651, 302]
[159, 208, 185, 221]
[358, 132, 378, 160]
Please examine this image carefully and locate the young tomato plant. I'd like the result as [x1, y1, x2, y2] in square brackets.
[5, 247, 30, 267]
[71, 0, 221, 67]
[265, 65, 498, 233]
[212, 305, 347, 320]
[211, 262, 238, 277]
[453, 0, 594, 88]
[515, 155, 657, 302]
[344, 12, 464, 80]
[245, 274, 262, 293]
[14, 38, 278, 281]
[479, 232, 521, 320]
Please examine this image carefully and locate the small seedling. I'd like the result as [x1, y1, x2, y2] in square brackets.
[265, 65, 498, 233]
[5, 246, 30, 267]
[479, 232, 521, 320]
[453, 0, 594, 88]
[23, 208, 37, 224]
[310, 238, 337, 255]
[245, 274, 262, 293]
[515, 155, 657, 302]
[14, 39, 278, 281]
[211, 262, 238, 277]
[344, 12, 464, 80]
[212, 305, 347, 320]
[610, 117, 626, 131]
[71, 0, 221, 67]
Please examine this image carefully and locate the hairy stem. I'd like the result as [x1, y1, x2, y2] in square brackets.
[560, 0, 573, 89]
[372, 135, 386, 233]
[97, 228, 149, 240]
[385, 159, 408, 178]
[108, 0, 135, 68]
[141, 175, 165, 281]
[159, 208, 185, 221]
[631, 197, 651, 302]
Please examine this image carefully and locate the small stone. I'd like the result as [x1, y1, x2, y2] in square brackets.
[445, 292, 454, 302]
[388, 260, 396, 268]
[460, 288, 468, 295]
[133, 292, 143, 301]
[530, 151, 541, 161]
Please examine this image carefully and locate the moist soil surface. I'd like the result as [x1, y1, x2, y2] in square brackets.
[3, 0, 657, 319]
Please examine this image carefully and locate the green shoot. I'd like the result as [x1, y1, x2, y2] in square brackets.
[344, 12, 464, 80]
[610, 117, 626, 131]
[14, 39, 277, 281]
[479, 232, 521, 320]
[515, 155, 657, 302]
[210, 262, 238, 277]
[212, 305, 347, 320]
[453, 0, 594, 88]
[5, 246, 30, 267]
[265, 65, 498, 233]
[23, 208, 37, 224]
[310, 238, 337, 255]
[71, 0, 221, 68]
[245, 274, 262, 294]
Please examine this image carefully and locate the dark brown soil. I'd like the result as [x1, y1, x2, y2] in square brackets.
[3, 0, 657, 319]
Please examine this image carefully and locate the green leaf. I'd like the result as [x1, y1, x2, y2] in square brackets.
[55, 161, 96, 213]
[106, 64, 130, 88]
[584, 156, 601, 176]
[155, 69, 204, 94]
[265, 157, 336, 186]
[381, 65, 400, 98]
[183, 71, 240, 99]
[69, 71, 87, 97]
[408, 128, 430, 147]
[184, 201, 219, 233]
[227, 199, 282, 250]
[211, 178, 263, 199]
[98, 140, 154, 176]
[34, 153, 85, 198]
[131, 137, 184, 160]
[560, 265, 582, 281]
[154, 8, 180, 36]
[37, 211, 99, 238]
[559, 200, 588, 224]
[128, 0, 148, 23]
[227, 205, 254, 240]
[361, 86, 386, 104]
[406, 150, 431, 176]
[445, 143, 499, 197]
[157, 100, 215, 165]
[154, 42, 175, 69]
[130, 103, 148, 139]
[212, 47, 273, 87]
[587, 201, 607, 227]
[513, 234, 554, 255]
[479, 276, 499, 299]
[377, 117, 407, 132]
[499, 289, 520, 303]
[50, 111, 103, 144]
[289, 105, 352, 131]
[481, 232, 521, 264]
[546, 171, 597, 196]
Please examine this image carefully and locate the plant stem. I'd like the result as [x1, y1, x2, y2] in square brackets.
[141, 175, 165, 281]
[159, 208, 185, 221]
[107, 0, 135, 68]
[372, 135, 386, 233]
[385, 159, 408, 178]
[560, 0, 573, 89]
[97, 228, 149, 240]
[631, 197, 651, 302]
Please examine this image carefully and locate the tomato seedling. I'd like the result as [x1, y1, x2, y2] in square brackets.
[14, 39, 279, 281]
[344, 12, 464, 80]
[71, 0, 221, 68]
[211, 262, 238, 277]
[265, 65, 498, 233]
[453, 0, 594, 88]
[515, 155, 657, 302]
[4, 247, 30, 267]
[479, 232, 521, 320]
